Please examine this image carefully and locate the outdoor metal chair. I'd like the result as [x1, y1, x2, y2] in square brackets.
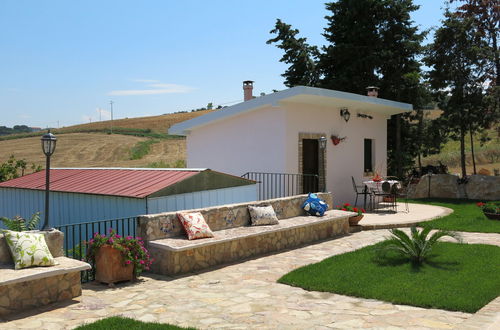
[351, 176, 373, 210]
[371, 181, 396, 212]
[392, 177, 412, 213]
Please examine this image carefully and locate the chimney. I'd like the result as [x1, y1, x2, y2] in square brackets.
[243, 80, 254, 101]
[366, 86, 379, 98]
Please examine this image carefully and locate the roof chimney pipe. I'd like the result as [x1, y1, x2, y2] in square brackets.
[366, 86, 379, 98]
[243, 80, 254, 101]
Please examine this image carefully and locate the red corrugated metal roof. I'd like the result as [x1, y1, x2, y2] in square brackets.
[0, 168, 202, 198]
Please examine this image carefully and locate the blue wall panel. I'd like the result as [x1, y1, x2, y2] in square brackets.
[0, 188, 146, 227]
[147, 184, 257, 213]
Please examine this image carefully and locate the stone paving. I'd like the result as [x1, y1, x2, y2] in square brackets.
[1, 228, 499, 329]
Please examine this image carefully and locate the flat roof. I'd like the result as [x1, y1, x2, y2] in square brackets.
[169, 86, 413, 135]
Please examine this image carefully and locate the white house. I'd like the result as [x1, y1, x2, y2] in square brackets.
[169, 82, 412, 205]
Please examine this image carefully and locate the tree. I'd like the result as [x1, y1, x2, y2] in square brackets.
[319, 0, 383, 93]
[268, 0, 427, 177]
[425, 10, 490, 178]
[267, 19, 319, 87]
[451, 0, 499, 85]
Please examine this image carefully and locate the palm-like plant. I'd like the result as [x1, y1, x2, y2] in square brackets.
[0, 212, 40, 231]
[380, 226, 462, 264]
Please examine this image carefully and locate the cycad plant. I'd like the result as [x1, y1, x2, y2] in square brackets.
[380, 226, 462, 264]
[0, 212, 40, 231]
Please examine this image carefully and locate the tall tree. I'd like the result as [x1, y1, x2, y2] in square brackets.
[267, 19, 319, 87]
[451, 0, 499, 86]
[425, 10, 490, 178]
[319, 0, 383, 93]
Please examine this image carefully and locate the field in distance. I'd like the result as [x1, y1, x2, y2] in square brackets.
[0, 110, 213, 169]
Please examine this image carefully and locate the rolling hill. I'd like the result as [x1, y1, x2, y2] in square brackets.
[0, 110, 212, 169]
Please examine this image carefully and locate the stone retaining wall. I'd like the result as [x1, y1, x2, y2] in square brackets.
[0, 271, 80, 316]
[150, 216, 348, 275]
[138, 193, 333, 241]
[409, 174, 500, 200]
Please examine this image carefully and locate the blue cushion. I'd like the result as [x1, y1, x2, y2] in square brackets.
[302, 193, 328, 216]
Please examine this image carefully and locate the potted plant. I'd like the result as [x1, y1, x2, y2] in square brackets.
[477, 202, 500, 220]
[86, 229, 153, 285]
[336, 203, 366, 225]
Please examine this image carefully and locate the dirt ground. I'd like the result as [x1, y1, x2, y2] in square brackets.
[0, 133, 186, 169]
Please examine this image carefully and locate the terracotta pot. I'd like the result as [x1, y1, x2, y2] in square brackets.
[95, 245, 134, 285]
[483, 212, 500, 220]
[348, 214, 364, 225]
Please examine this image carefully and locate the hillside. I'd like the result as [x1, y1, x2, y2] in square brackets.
[422, 127, 499, 176]
[57, 110, 213, 134]
[0, 110, 213, 169]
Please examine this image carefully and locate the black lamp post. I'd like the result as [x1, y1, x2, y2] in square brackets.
[41, 131, 57, 230]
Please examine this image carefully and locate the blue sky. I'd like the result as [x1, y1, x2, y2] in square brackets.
[0, 0, 450, 128]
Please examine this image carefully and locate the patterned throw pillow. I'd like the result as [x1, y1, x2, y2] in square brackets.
[177, 212, 214, 240]
[2, 230, 57, 270]
[302, 193, 329, 216]
[247, 205, 279, 226]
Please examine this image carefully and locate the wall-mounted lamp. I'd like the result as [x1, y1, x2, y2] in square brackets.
[357, 113, 373, 119]
[340, 108, 350, 122]
[319, 136, 327, 149]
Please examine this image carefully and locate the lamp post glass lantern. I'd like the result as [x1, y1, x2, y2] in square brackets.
[41, 131, 57, 230]
[319, 136, 327, 149]
[340, 108, 350, 122]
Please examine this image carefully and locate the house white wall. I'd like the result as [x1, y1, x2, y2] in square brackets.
[186, 101, 390, 206]
[187, 106, 287, 175]
[283, 102, 388, 204]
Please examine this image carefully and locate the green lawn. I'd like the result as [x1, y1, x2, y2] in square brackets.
[408, 198, 500, 233]
[278, 242, 500, 313]
[75, 317, 196, 330]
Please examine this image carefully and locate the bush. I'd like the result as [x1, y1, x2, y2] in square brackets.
[378, 226, 462, 264]
[0, 212, 41, 231]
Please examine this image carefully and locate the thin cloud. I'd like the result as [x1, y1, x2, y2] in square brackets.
[109, 82, 194, 96]
[131, 79, 160, 83]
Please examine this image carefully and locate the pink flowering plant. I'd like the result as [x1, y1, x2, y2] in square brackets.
[85, 228, 153, 276]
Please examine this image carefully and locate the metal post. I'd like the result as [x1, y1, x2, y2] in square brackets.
[43, 155, 51, 230]
[110, 100, 114, 134]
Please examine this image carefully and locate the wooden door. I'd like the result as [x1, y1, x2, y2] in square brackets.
[302, 139, 319, 193]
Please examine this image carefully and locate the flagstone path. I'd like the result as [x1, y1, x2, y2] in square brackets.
[1, 229, 499, 329]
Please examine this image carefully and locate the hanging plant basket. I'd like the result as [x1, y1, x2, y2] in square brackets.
[330, 135, 346, 146]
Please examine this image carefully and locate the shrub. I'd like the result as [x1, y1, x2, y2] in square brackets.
[85, 229, 153, 276]
[379, 226, 462, 264]
[0, 212, 41, 231]
[477, 201, 500, 215]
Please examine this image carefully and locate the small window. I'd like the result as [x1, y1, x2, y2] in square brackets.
[364, 139, 373, 174]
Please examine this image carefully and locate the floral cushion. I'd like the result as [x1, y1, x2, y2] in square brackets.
[177, 212, 214, 240]
[247, 205, 279, 226]
[302, 193, 329, 216]
[2, 230, 57, 269]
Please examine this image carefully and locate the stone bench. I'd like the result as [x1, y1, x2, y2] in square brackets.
[0, 229, 91, 316]
[138, 193, 352, 276]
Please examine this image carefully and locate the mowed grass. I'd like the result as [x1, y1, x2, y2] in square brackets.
[411, 198, 500, 233]
[278, 242, 500, 313]
[75, 316, 196, 330]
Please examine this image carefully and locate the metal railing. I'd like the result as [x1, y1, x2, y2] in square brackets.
[241, 172, 320, 200]
[56, 216, 137, 282]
